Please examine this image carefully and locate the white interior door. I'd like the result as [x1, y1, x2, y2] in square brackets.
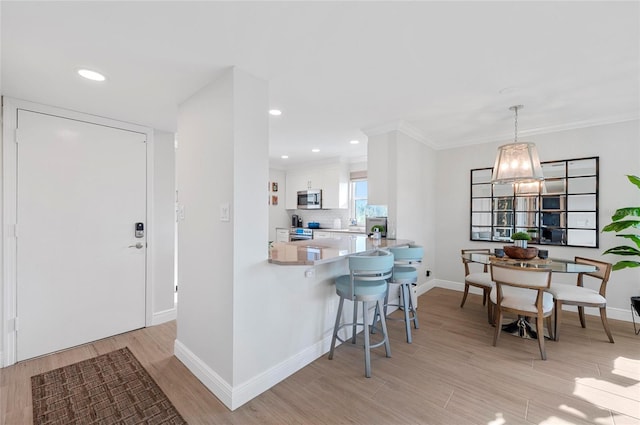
[16, 110, 147, 361]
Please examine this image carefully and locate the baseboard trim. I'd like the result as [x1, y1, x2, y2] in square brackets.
[173, 339, 234, 409]
[174, 334, 333, 411]
[427, 279, 634, 323]
[151, 306, 177, 325]
[231, 335, 330, 410]
[174, 280, 634, 412]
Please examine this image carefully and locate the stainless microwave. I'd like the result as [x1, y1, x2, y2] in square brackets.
[297, 190, 322, 209]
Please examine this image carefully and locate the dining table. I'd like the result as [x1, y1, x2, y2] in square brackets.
[460, 251, 598, 339]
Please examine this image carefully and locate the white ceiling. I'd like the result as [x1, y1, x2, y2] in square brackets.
[2, 1, 639, 169]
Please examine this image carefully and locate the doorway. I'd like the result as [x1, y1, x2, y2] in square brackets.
[2, 100, 152, 363]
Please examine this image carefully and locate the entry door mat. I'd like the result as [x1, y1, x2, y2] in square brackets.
[31, 347, 187, 425]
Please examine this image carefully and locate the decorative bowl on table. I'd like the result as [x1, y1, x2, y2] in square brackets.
[503, 245, 539, 260]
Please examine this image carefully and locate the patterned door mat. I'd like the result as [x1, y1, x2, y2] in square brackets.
[31, 347, 186, 425]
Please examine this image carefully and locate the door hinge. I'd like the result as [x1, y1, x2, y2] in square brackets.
[14, 128, 20, 143]
[12, 223, 17, 238]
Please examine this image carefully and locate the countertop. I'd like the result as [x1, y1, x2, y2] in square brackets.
[269, 235, 413, 266]
[288, 227, 367, 233]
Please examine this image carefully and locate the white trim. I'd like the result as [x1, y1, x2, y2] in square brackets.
[428, 279, 634, 323]
[173, 339, 234, 409]
[362, 120, 438, 149]
[231, 333, 331, 410]
[151, 307, 177, 325]
[435, 114, 639, 150]
[1, 97, 154, 367]
[174, 332, 334, 411]
[145, 132, 155, 327]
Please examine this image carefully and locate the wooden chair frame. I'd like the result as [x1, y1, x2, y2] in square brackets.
[553, 256, 614, 343]
[491, 264, 553, 360]
[461, 248, 494, 323]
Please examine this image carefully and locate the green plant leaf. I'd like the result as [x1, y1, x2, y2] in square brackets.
[612, 260, 640, 271]
[603, 245, 640, 256]
[628, 174, 640, 190]
[615, 234, 640, 249]
[602, 174, 640, 272]
[602, 220, 640, 232]
[611, 207, 640, 222]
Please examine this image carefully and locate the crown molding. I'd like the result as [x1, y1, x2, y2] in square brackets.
[438, 113, 640, 150]
[362, 121, 438, 149]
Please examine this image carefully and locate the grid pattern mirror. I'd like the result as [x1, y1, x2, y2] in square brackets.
[470, 157, 599, 247]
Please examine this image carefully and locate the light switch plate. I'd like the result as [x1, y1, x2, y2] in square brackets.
[220, 203, 230, 222]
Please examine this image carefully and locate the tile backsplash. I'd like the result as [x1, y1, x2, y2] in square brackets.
[291, 209, 352, 229]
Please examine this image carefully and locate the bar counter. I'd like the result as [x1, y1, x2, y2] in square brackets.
[269, 235, 413, 266]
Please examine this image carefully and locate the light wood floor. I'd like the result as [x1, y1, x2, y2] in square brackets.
[2, 287, 639, 425]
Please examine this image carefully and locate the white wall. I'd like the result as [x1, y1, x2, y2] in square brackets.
[367, 130, 437, 285]
[367, 132, 395, 207]
[174, 68, 365, 410]
[395, 131, 437, 283]
[268, 168, 289, 241]
[175, 69, 236, 383]
[434, 120, 640, 317]
[152, 130, 177, 322]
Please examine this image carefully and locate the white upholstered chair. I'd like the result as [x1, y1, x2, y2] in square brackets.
[490, 263, 554, 360]
[461, 248, 495, 323]
[546, 257, 614, 343]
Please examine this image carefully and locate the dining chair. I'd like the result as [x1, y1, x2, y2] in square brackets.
[328, 250, 394, 378]
[371, 244, 423, 343]
[490, 263, 554, 360]
[546, 256, 614, 343]
[461, 249, 495, 323]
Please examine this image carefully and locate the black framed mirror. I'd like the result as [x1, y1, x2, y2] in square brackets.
[470, 157, 599, 248]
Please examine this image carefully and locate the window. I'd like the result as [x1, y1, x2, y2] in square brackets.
[351, 179, 368, 226]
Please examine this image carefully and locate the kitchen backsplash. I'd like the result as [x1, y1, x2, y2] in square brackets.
[290, 209, 352, 229]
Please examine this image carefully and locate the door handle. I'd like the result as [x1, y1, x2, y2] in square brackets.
[128, 242, 144, 249]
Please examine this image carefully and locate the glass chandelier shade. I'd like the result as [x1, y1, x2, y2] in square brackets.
[491, 142, 544, 184]
[491, 105, 544, 184]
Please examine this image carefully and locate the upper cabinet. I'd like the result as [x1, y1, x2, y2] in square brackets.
[285, 162, 349, 209]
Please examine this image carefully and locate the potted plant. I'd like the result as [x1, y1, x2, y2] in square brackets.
[503, 231, 538, 259]
[511, 231, 532, 248]
[602, 174, 640, 317]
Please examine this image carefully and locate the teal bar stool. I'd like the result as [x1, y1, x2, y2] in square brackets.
[372, 245, 423, 343]
[328, 250, 394, 378]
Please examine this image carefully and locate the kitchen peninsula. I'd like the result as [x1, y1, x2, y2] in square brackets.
[269, 235, 413, 265]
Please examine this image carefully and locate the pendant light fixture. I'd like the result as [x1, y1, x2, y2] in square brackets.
[491, 105, 544, 184]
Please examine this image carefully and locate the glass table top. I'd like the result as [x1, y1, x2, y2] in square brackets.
[462, 252, 597, 273]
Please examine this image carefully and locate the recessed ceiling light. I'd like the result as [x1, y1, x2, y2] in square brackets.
[281, 155, 289, 159]
[311, 148, 320, 153]
[269, 109, 282, 116]
[78, 69, 106, 82]
[350, 140, 360, 144]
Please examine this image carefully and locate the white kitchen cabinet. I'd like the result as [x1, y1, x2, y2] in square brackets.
[275, 228, 290, 243]
[331, 232, 366, 238]
[284, 168, 323, 209]
[285, 162, 349, 209]
[321, 163, 349, 209]
[312, 231, 332, 239]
